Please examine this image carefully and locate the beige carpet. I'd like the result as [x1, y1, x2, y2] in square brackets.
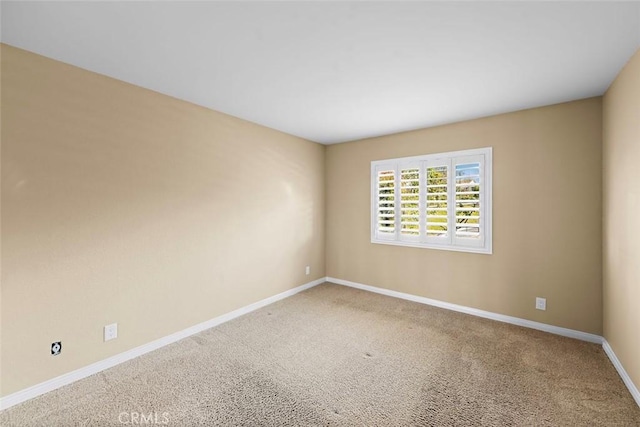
[2, 282, 639, 426]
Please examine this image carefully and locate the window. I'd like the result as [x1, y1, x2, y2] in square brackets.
[371, 147, 492, 254]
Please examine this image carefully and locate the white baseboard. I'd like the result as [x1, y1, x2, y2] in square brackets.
[603, 339, 640, 408]
[327, 277, 640, 409]
[0, 277, 326, 411]
[326, 277, 603, 344]
[4, 277, 638, 411]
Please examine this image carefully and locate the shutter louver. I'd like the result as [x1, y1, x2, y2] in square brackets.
[377, 169, 396, 235]
[426, 165, 449, 237]
[455, 162, 481, 238]
[400, 168, 420, 236]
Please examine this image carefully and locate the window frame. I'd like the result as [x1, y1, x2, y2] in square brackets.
[371, 147, 492, 254]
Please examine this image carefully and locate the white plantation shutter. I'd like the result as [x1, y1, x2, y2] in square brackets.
[399, 164, 421, 241]
[453, 155, 484, 249]
[374, 165, 397, 240]
[372, 148, 492, 254]
[425, 159, 451, 245]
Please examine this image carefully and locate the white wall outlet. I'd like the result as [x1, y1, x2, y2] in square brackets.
[305, 266, 310, 275]
[104, 323, 118, 341]
[535, 297, 547, 311]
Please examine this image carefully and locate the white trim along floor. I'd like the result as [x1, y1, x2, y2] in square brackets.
[1, 277, 638, 410]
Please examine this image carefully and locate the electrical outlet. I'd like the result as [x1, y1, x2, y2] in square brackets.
[305, 266, 310, 275]
[104, 323, 118, 341]
[51, 341, 62, 356]
[535, 297, 547, 311]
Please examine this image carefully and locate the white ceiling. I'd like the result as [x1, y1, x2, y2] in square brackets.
[2, 1, 639, 144]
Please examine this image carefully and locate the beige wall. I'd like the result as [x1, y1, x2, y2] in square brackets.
[0, 45, 326, 396]
[326, 98, 603, 335]
[603, 49, 640, 391]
